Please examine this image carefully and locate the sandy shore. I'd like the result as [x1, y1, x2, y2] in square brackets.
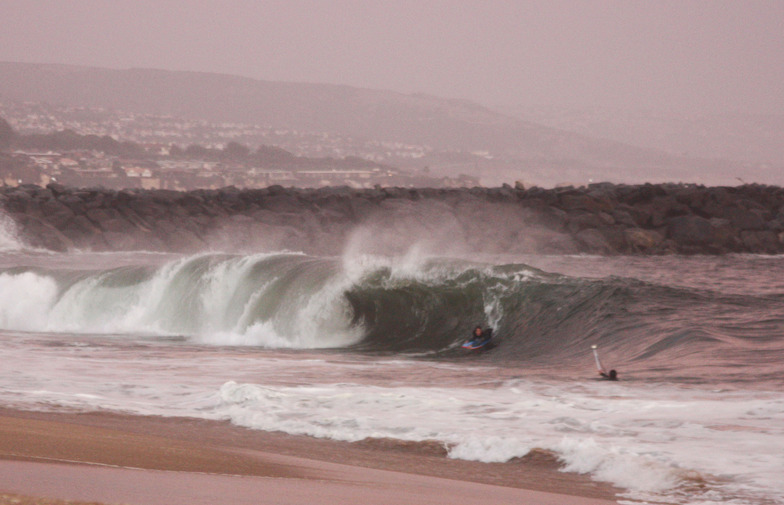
[0, 408, 618, 505]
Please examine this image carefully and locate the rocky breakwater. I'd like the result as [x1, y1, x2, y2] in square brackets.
[2, 182, 784, 255]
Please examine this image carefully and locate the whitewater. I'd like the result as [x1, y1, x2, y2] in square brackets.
[0, 224, 782, 504]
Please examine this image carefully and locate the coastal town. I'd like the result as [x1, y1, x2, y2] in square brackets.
[0, 100, 480, 190]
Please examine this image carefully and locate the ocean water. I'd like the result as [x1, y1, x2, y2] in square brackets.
[0, 225, 782, 504]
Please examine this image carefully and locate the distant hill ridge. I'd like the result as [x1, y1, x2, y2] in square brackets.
[0, 62, 675, 169]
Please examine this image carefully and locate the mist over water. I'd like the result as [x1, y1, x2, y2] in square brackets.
[0, 213, 23, 252]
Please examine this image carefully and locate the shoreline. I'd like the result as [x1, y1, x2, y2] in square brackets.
[0, 407, 619, 504]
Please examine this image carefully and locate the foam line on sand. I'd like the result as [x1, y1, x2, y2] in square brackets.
[0, 409, 618, 505]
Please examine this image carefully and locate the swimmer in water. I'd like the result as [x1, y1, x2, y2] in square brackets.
[592, 345, 618, 381]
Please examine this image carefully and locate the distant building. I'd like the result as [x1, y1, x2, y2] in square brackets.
[123, 167, 153, 178]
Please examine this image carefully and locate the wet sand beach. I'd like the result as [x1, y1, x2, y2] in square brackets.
[0, 408, 618, 505]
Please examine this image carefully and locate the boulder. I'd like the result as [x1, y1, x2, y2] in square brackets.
[85, 208, 122, 229]
[559, 194, 612, 213]
[4, 190, 39, 216]
[348, 197, 380, 220]
[60, 215, 102, 244]
[624, 228, 664, 251]
[40, 198, 72, 217]
[598, 225, 628, 252]
[611, 209, 636, 227]
[14, 215, 73, 251]
[100, 218, 137, 234]
[46, 208, 77, 230]
[725, 207, 766, 230]
[741, 230, 781, 254]
[767, 217, 784, 232]
[702, 218, 739, 251]
[535, 206, 568, 230]
[258, 193, 305, 213]
[667, 215, 714, 245]
[618, 203, 651, 227]
[575, 228, 614, 254]
[46, 182, 69, 197]
[674, 186, 707, 210]
[566, 212, 609, 233]
[649, 196, 690, 227]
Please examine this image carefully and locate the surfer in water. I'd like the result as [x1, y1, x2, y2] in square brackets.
[592, 345, 618, 380]
[471, 326, 492, 344]
[462, 325, 493, 350]
[600, 369, 618, 381]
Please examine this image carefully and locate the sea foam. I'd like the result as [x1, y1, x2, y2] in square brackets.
[212, 379, 784, 505]
[0, 271, 59, 330]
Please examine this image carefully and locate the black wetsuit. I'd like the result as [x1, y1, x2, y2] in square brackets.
[599, 370, 618, 381]
[471, 328, 492, 345]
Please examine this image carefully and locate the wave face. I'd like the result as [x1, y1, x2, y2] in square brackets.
[347, 257, 784, 381]
[1, 252, 782, 380]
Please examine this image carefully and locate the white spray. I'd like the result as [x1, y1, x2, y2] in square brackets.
[0, 212, 24, 251]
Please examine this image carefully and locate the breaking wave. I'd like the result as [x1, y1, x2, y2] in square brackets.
[1, 251, 782, 378]
[0, 253, 360, 348]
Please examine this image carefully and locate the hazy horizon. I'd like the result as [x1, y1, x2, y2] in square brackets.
[1, 0, 783, 116]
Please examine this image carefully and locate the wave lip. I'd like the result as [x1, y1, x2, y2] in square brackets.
[0, 253, 363, 348]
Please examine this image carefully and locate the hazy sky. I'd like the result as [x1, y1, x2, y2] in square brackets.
[1, 0, 783, 115]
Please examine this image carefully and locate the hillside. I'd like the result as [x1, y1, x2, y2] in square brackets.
[514, 106, 784, 165]
[0, 62, 689, 176]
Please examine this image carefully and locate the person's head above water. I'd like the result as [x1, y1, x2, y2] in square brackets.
[474, 326, 483, 337]
[608, 369, 617, 380]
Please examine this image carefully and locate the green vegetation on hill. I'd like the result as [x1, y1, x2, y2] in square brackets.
[15, 129, 146, 157]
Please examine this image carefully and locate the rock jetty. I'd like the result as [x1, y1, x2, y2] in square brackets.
[2, 183, 784, 255]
